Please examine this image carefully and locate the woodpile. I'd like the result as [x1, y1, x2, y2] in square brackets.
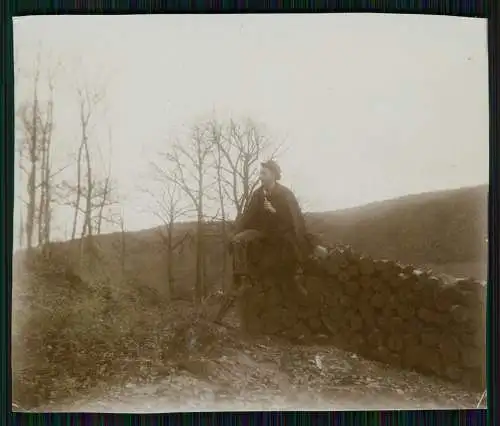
[237, 243, 486, 392]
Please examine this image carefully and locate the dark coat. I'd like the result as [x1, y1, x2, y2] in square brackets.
[234, 183, 310, 263]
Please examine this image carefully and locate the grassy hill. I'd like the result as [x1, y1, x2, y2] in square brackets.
[305, 184, 488, 280]
[35, 183, 486, 287]
[14, 184, 488, 295]
[11, 184, 488, 408]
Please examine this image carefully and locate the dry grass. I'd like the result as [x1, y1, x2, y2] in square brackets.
[11, 247, 210, 410]
[306, 185, 488, 280]
[11, 184, 488, 409]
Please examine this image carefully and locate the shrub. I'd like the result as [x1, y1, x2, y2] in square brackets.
[12, 249, 179, 409]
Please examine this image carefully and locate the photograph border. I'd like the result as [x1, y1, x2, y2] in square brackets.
[1, 0, 497, 424]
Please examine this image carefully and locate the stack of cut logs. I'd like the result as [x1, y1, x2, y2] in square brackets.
[237, 245, 486, 391]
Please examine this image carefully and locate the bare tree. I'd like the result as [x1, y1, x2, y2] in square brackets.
[37, 67, 56, 249]
[20, 53, 41, 250]
[158, 124, 214, 303]
[94, 128, 118, 235]
[145, 163, 192, 298]
[200, 117, 285, 292]
[208, 120, 230, 290]
[17, 54, 62, 251]
[16, 134, 25, 250]
[60, 173, 118, 237]
[70, 82, 105, 251]
[213, 118, 284, 219]
[94, 180, 121, 234]
[15, 50, 24, 250]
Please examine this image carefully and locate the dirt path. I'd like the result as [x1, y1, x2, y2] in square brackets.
[39, 331, 483, 412]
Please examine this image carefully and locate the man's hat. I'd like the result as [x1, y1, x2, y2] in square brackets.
[261, 159, 282, 180]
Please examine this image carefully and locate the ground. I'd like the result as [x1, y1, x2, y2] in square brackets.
[12, 184, 488, 412]
[34, 312, 484, 412]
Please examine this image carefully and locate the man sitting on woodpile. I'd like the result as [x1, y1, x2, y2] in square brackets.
[230, 159, 312, 292]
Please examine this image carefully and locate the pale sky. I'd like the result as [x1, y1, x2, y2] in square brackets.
[12, 14, 489, 247]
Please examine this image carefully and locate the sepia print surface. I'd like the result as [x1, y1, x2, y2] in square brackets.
[12, 14, 488, 412]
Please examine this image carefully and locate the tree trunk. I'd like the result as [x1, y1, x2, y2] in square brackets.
[120, 217, 126, 279]
[195, 212, 204, 304]
[17, 137, 24, 250]
[71, 142, 84, 241]
[43, 76, 55, 249]
[220, 220, 229, 292]
[25, 67, 41, 251]
[37, 139, 46, 246]
[43, 177, 51, 247]
[26, 103, 38, 250]
[166, 219, 174, 299]
[215, 141, 228, 291]
[26, 159, 36, 250]
[96, 175, 110, 235]
[84, 139, 93, 239]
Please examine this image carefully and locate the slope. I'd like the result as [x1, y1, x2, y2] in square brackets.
[305, 184, 488, 280]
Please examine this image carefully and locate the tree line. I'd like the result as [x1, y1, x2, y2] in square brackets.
[16, 54, 118, 253]
[16, 55, 284, 304]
